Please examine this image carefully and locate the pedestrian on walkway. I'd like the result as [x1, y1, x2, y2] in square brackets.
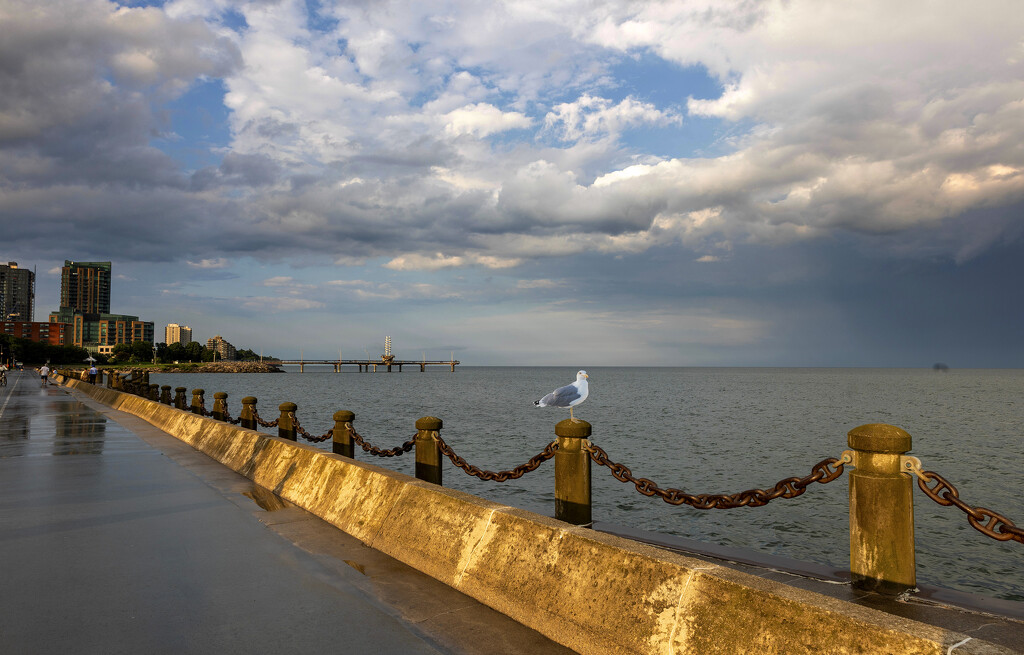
[88, 365, 97, 384]
[39, 364, 50, 387]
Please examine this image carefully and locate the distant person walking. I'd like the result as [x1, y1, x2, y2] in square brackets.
[39, 364, 50, 387]
[88, 365, 98, 384]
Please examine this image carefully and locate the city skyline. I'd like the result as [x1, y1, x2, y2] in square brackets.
[3, 0, 1024, 367]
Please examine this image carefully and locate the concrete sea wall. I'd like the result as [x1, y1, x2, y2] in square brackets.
[60, 378, 1010, 655]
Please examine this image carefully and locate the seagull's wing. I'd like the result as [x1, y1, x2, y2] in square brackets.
[539, 382, 582, 407]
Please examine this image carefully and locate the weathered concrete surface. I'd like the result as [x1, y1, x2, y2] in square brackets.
[59, 377, 1019, 655]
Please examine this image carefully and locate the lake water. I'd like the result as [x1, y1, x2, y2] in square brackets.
[151, 366, 1024, 601]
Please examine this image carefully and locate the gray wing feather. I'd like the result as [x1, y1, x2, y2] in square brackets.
[539, 384, 581, 407]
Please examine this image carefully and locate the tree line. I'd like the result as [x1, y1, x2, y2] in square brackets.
[0, 334, 273, 366]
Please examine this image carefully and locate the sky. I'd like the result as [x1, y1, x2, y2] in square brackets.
[2, 0, 1023, 367]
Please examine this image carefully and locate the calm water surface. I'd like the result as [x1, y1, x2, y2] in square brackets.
[152, 367, 1024, 601]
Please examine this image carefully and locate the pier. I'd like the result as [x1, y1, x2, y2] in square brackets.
[275, 358, 460, 372]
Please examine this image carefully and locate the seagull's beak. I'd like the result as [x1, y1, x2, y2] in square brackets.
[584, 373, 589, 379]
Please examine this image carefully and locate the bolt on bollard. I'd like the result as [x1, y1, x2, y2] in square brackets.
[174, 387, 187, 409]
[213, 392, 228, 421]
[191, 389, 205, 415]
[414, 417, 443, 485]
[848, 423, 916, 594]
[555, 419, 592, 526]
[278, 402, 297, 441]
[333, 411, 355, 458]
[240, 397, 257, 430]
[160, 385, 171, 405]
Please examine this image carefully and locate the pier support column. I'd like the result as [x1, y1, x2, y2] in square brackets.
[332, 411, 355, 458]
[848, 423, 916, 594]
[240, 397, 257, 430]
[212, 392, 228, 421]
[555, 419, 592, 526]
[414, 417, 443, 485]
[191, 389, 205, 415]
[278, 403, 297, 441]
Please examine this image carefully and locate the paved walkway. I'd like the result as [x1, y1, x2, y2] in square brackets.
[0, 371, 573, 654]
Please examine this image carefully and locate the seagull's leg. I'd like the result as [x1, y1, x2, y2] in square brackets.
[570, 406, 580, 423]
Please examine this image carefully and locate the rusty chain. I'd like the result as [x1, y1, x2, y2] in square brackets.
[249, 407, 279, 428]
[913, 469, 1024, 544]
[584, 441, 845, 509]
[435, 434, 559, 481]
[293, 417, 333, 443]
[347, 426, 416, 457]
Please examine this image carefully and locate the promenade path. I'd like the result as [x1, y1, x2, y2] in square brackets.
[0, 370, 572, 655]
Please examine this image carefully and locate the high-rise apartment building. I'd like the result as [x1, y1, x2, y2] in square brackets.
[0, 262, 35, 322]
[60, 260, 111, 314]
[206, 335, 237, 361]
[165, 323, 192, 345]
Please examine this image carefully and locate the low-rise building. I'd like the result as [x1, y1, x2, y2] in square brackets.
[1, 320, 71, 346]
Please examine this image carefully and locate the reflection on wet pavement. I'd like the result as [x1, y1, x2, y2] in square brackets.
[0, 373, 146, 458]
[243, 484, 289, 511]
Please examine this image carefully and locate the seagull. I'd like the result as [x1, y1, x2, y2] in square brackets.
[535, 370, 589, 422]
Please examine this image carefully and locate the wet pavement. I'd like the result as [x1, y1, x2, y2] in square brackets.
[0, 371, 574, 654]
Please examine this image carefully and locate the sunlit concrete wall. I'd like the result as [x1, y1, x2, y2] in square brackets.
[59, 377, 1003, 655]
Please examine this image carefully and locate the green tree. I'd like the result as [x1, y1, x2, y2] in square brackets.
[131, 341, 154, 362]
[111, 343, 132, 362]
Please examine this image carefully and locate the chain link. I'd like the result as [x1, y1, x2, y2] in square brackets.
[584, 441, 845, 509]
[293, 417, 333, 443]
[249, 407, 279, 428]
[435, 434, 558, 481]
[347, 426, 416, 457]
[915, 470, 1023, 544]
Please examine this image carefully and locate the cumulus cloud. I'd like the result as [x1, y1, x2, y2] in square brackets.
[444, 103, 532, 137]
[544, 94, 680, 141]
[4, 0, 1024, 279]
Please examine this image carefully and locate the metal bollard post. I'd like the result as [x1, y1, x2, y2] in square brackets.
[554, 419, 592, 526]
[213, 392, 228, 421]
[332, 411, 355, 458]
[848, 423, 916, 594]
[414, 417, 443, 485]
[149, 384, 160, 401]
[278, 402, 297, 441]
[240, 397, 257, 430]
[160, 385, 171, 405]
[191, 389, 205, 415]
[174, 387, 187, 409]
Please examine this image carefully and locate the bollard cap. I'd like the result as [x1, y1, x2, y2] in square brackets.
[175, 387, 187, 392]
[334, 410, 355, 422]
[214, 392, 228, 399]
[279, 402, 297, 411]
[847, 423, 912, 453]
[241, 396, 257, 404]
[162, 385, 171, 390]
[555, 419, 592, 438]
[416, 416, 443, 430]
[192, 389, 205, 395]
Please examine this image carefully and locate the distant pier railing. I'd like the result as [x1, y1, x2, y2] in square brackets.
[77, 367, 1024, 597]
[274, 358, 460, 372]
